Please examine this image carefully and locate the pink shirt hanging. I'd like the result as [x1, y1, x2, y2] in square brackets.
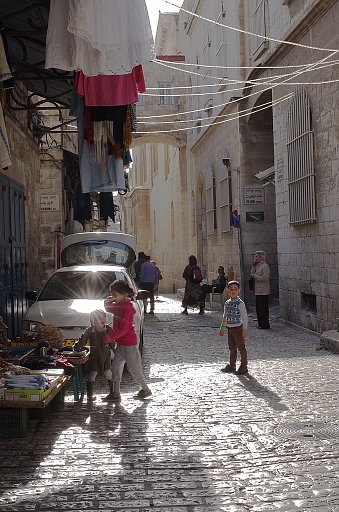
[74, 65, 146, 107]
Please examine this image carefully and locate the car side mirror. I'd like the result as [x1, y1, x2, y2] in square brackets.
[136, 290, 151, 300]
[25, 291, 37, 301]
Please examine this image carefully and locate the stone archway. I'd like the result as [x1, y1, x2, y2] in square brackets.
[239, 90, 279, 306]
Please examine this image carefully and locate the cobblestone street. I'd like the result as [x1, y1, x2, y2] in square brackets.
[0, 295, 338, 512]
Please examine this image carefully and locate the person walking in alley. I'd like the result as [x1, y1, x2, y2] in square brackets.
[104, 280, 152, 401]
[134, 251, 145, 284]
[139, 255, 158, 314]
[74, 309, 115, 401]
[181, 254, 204, 315]
[219, 280, 249, 375]
[250, 250, 271, 329]
[151, 260, 163, 298]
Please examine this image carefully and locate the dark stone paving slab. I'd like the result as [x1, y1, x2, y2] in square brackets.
[0, 295, 338, 511]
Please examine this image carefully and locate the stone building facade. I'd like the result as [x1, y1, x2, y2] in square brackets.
[1, 84, 66, 338]
[122, 0, 339, 332]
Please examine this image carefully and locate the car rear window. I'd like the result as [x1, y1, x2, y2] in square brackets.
[61, 239, 134, 267]
[38, 271, 128, 300]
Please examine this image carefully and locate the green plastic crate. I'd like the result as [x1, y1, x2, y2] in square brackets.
[29, 402, 52, 419]
[51, 387, 65, 411]
[0, 408, 29, 438]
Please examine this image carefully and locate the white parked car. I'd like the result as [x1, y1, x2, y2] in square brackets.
[22, 233, 149, 348]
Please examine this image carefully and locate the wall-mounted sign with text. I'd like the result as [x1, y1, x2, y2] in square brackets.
[40, 194, 60, 212]
[244, 188, 265, 205]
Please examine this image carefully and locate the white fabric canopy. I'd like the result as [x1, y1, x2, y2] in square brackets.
[46, 0, 155, 76]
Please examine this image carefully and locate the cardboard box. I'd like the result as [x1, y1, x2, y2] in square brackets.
[4, 380, 56, 402]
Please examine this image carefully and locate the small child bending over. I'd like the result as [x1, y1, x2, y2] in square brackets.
[104, 280, 152, 401]
[219, 280, 249, 375]
[74, 309, 114, 401]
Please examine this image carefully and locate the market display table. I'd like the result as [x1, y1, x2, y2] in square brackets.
[64, 351, 90, 401]
[0, 376, 70, 438]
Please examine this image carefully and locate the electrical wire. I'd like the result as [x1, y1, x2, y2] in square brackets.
[138, 91, 293, 125]
[156, 59, 328, 70]
[147, 58, 339, 90]
[138, 55, 339, 120]
[161, 0, 339, 53]
[136, 91, 294, 134]
[143, 58, 339, 97]
[136, 48, 337, 133]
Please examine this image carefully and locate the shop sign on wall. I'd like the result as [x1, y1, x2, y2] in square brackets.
[40, 194, 60, 211]
[244, 188, 265, 205]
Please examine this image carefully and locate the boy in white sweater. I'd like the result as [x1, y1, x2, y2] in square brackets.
[219, 280, 249, 375]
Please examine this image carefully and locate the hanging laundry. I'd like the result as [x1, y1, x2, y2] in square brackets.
[99, 192, 116, 223]
[70, 89, 126, 194]
[74, 65, 146, 106]
[46, 0, 154, 76]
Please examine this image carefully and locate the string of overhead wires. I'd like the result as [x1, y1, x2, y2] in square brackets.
[138, 91, 293, 125]
[138, 53, 339, 120]
[135, 1, 339, 134]
[136, 91, 294, 134]
[146, 58, 339, 91]
[136, 48, 338, 133]
[153, 60, 330, 70]
[160, 0, 339, 53]
[141, 59, 339, 98]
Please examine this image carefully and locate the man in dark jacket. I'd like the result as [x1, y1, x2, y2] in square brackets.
[200, 266, 227, 309]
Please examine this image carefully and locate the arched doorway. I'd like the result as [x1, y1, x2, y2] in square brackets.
[239, 90, 278, 306]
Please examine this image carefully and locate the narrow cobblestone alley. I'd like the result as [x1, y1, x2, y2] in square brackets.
[0, 295, 338, 512]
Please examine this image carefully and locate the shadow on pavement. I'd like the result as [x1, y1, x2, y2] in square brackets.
[236, 373, 289, 411]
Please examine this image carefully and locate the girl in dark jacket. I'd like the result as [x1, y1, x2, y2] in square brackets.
[74, 309, 114, 401]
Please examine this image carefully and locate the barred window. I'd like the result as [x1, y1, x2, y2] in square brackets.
[219, 166, 231, 232]
[286, 89, 316, 225]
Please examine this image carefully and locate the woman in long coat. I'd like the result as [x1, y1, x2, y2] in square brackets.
[181, 255, 204, 315]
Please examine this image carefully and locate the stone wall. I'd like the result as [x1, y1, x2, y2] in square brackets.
[4, 84, 43, 291]
[4, 90, 66, 291]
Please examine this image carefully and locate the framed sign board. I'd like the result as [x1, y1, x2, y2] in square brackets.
[244, 188, 265, 205]
[246, 212, 264, 222]
[40, 194, 60, 212]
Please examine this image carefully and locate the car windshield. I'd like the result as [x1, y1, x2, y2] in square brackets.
[38, 271, 128, 300]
